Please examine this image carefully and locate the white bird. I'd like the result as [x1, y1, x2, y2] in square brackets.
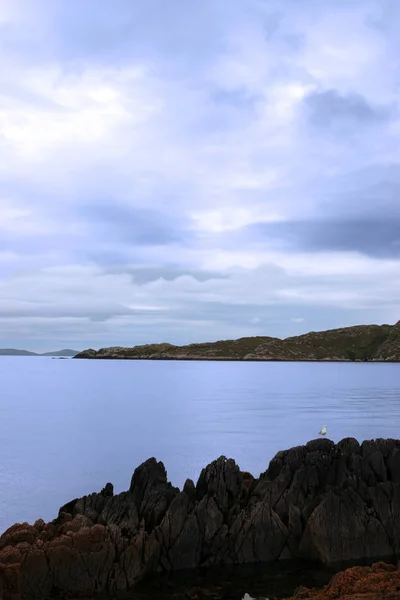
[319, 425, 327, 436]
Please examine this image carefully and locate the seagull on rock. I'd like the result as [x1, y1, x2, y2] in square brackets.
[319, 425, 327, 436]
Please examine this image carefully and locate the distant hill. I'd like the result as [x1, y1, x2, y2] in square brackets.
[0, 349, 79, 357]
[74, 321, 400, 362]
[373, 321, 400, 361]
[0, 349, 38, 356]
[41, 349, 78, 357]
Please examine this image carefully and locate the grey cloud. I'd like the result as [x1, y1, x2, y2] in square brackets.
[167, 301, 276, 325]
[104, 266, 229, 284]
[308, 165, 400, 223]
[0, 300, 168, 321]
[0, 300, 386, 352]
[0, 254, 398, 351]
[81, 204, 192, 246]
[302, 89, 396, 128]
[1, 0, 400, 351]
[282, 33, 305, 52]
[168, 301, 376, 334]
[326, 181, 400, 222]
[8, 0, 231, 74]
[209, 86, 261, 111]
[241, 218, 400, 258]
[365, 3, 400, 35]
[217, 164, 400, 259]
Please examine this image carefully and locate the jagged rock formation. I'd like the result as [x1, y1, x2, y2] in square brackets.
[74, 322, 399, 362]
[2, 438, 400, 599]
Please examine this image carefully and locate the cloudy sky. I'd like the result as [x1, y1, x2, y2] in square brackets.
[0, 0, 399, 351]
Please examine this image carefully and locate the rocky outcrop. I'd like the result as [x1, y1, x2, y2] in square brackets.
[74, 337, 281, 361]
[3, 439, 400, 599]
[74, 322, 399, 361]
[285, 561, 400, 600]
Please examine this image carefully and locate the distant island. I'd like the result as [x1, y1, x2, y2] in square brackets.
[74, 320, 400, 362]
[0, 349, 78, 357]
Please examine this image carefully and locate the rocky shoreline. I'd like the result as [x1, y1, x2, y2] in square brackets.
[2, 437, 400, 599]
[74, 321, 400, 362]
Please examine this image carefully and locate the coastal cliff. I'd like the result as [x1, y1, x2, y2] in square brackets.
[2, 438, 400, 599]
[74, 321, 400, 361]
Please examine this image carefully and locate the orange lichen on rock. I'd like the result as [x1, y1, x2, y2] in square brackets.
[287, 562, 400, 599]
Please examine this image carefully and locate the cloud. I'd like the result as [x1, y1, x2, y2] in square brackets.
[103, 265, 229, 284]
[302, 89, 396, 128]
[0, 254, 399, 350]
[237, 217, 400, 259]
[81, 204, 192, 246]
[0, 0, 399, 350]
[250, 317, 261, 324]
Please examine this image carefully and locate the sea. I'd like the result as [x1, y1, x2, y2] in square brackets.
[1, 357, 399, 535]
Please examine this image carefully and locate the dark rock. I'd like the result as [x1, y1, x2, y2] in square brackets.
[98, 491, 138, 537]
[222, 502, 288, 564]
[4, 439, 400, 598]
[337, 437, 361, 455]
[0, 523, 38, 550]
[58, 514, 93, 535]
[183, 478, 196, 501]
[57, 484, 115, 526]
[298, 487, 392, 563]
[387, 447, 400, 483]
[196, 456, 243, 515]
[0, 564, 20, 600]
[157, 491, 201, 571]
[101, 482, 114, 496]
[130, 457, 179, 532]
[305, 438, 335, 454]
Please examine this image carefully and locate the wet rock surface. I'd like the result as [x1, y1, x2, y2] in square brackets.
[2, 438, 400, 599]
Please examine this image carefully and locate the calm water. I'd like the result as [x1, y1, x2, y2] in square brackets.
[0, 357, 399, 534]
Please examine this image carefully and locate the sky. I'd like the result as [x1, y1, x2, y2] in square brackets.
[0, 0, 399, 351]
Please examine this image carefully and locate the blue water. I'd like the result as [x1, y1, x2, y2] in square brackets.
[0, 357, 399, 534]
